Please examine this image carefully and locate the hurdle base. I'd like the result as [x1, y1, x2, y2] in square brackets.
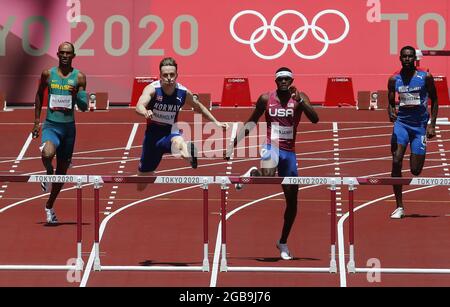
[225, 266, 333, 273]
[97, 265, 208, 272]
[347, 260, 356, 273]
[76, 258, 84, 271]
[329, 259, 337, 273]
[0, 265, 78, 271]
[220, 258, 228, 272]
[354, 267, 450, 274]
[202, 259, 210, 272]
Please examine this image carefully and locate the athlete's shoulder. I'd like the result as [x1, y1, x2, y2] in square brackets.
[391, 70, 401, 78]
[75, 69, 86, 78]
[416, 69, 428, 79]
[41, 69, 51, 78]
[151, 80, 161, 88]
[75, 70, 87, 84]
[176, 82, 189, 92]
[258, 92, 271, 102]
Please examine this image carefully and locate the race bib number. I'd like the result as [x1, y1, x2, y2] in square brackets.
[271, 125, 293, 140]
[152, 109, 177, 125]
[399, 92, 421, 107]
[49, 94, 73, 110]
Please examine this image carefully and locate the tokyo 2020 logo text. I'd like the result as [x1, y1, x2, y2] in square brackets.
[229, 9, 350, 60]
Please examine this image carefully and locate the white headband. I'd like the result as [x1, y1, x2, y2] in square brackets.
[275, 71, 293, 79]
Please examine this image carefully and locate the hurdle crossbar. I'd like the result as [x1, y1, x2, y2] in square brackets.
[216, 176, 340, 273]
[344, 176, 450, 274]
[0, 175, 86, 271]
[89, 175, 213, 272]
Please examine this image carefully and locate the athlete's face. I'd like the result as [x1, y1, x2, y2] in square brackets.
[275, 76, 293, 92]
[160, 65, 178, 86]
[57, 44, 75, 66]
[400, 49, 416, 69]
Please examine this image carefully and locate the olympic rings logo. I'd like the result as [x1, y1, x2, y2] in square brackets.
[368, 178, 380, 184]
[229, 9, 350, 60]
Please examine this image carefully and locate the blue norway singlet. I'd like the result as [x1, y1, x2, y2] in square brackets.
[146, 80, 187, 128]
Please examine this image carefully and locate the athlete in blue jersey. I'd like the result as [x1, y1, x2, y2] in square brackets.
[32, 42, 88, 224]
[388, 45, 438, 219]
[135, 57, 228, 191]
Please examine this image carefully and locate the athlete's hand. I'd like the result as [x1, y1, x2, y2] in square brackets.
[223, 144, 233, 161]
[388, 110, 398, 123]
[32, 123, 40, 139]
[216, 122, 229, 130]
[288, 85, 301, 101]
[426, 124, 436, 139]
[67, 85, 78, 96]
[144, 110, 153, 119]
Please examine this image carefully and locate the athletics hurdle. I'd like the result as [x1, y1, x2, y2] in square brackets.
[0, 175, 87, 271]
[90, 175, 213, 272]
[216, 176, 340, 273]
[344, 177, 450, 274]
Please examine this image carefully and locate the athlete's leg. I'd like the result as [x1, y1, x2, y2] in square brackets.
[40, 122, 62, 193]
[235, 145, 274, 190]
[410, 154, 426, 175]
[137, 129, 164, 191]
[137, 170, 156, 191]
[41, 141, 56, 175]
[46, 125, 75, 210]
[45, 158, 71, 210]
[391, 122, 409, 210]
[277, 150, 298, 244]
[409, 130, 427, 176]
[171, 135, 197, 168]
[279, 184, 298, 244]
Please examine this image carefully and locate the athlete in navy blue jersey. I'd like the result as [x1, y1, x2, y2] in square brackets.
[388, 46, 438, 219]
[135, 57, 228, 191]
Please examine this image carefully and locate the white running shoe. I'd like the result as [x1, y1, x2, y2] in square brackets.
[276, 241, 293, 260]
[390, 207, 404, 219]
[45, 208, 58, 224]
[40, 182, 50, 192]
[235, 166, 258, 190]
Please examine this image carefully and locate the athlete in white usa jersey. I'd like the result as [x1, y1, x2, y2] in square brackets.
[226, 67, 319, 260]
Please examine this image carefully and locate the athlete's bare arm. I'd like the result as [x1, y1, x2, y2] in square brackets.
[296, 92, 319, 124]
[426, 72, 438, 139]
[387, 77, 397, 123]
[32, 69, 50, 138]
[136, 84, 156, 119]
[185, 91, 229, 129]
[235, 94, 267, 147]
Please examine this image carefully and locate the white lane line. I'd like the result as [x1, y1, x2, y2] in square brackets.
[210, 184, 323, 287]
[125, 123, 139, 151]
[0, 133, 33, 196]
[337, 185, 435, 287]
[80, 185, 198, 287]
[333, 122, 338, 132]
[16, 133, 33, 161]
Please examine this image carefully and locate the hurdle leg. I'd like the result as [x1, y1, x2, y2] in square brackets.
[202, 182, 210, 272]
[75, 179, 84, 271]
[347, 181, 356, 273]
[220, 182, 228, 272]
[329, 180, 337, 273]
[93, 178, 102, 271]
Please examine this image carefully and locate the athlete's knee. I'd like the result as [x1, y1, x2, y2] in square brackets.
[411, 167, 422, 176]
[392, 153, 404, 165]
[261, 168, 276, 176]
[171, 136, 184, 148]
[41, 148, 55, 159]
[55, 167, 69, 175]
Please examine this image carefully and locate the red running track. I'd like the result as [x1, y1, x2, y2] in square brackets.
[0, 107, 450, 287]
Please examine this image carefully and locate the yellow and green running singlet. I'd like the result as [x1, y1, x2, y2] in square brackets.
[46, 67, 79, 123]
